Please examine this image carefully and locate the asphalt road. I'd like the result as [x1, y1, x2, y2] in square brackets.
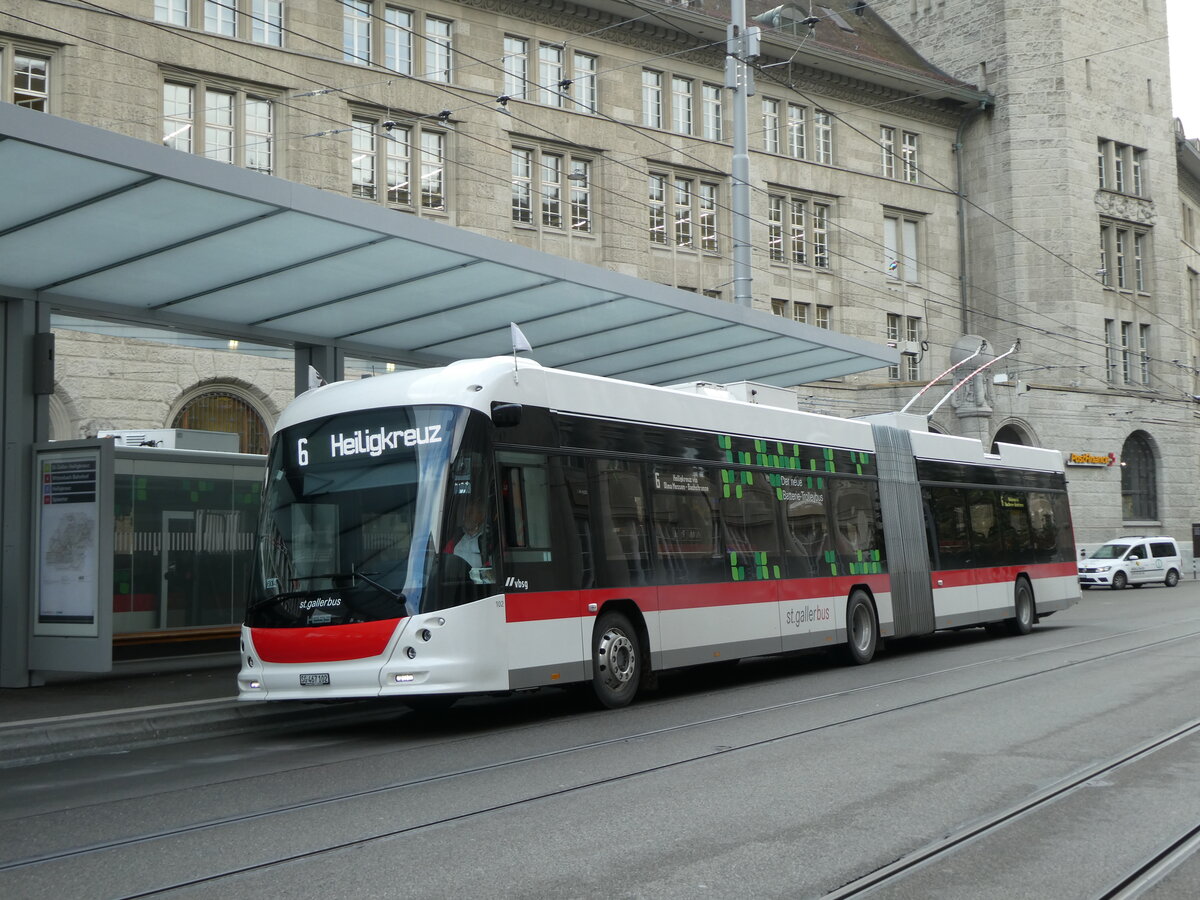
[2, 582, 1200, 899]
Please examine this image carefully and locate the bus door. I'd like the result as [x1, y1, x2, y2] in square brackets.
[925, 487, 980, 622]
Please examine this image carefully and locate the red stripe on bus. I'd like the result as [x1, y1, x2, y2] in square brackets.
[505, 574, 893, 622]
[251, 618, 401, 663]
[932, 561, 1077, 588]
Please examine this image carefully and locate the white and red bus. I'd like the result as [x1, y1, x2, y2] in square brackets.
[238, 356, 1078, 708]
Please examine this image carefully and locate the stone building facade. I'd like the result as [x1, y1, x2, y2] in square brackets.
[3, 0, 1197, 546]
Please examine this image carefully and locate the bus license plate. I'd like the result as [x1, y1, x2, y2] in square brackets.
[299, 673, 330, 686]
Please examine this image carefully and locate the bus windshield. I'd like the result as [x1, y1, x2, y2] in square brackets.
[246, 404, 487, 628]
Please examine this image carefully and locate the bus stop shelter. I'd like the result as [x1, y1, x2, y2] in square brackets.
[0, 103, 897, 686]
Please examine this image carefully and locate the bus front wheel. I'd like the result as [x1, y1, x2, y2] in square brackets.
[592, 611, 641, 709]
[844, 590, 878, 665]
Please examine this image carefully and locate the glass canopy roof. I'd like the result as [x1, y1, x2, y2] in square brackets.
[0, 104, 897, 387]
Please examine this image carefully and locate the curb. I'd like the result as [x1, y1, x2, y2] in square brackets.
[0, 697, 411, 769]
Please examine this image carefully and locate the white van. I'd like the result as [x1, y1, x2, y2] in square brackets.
[1077, 536, 1183, 590]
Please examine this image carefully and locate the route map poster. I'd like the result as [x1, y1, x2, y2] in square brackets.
[36, 453, 100, 630]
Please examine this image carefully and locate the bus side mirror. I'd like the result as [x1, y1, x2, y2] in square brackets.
[491, 402, 523, 428]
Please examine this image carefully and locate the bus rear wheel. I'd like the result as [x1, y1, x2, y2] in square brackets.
[1006, 578, 1035, 636]
[844, 590, 878, 665]
[592, 611, 641, 709]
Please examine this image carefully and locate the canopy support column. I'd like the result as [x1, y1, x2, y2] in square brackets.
[294, 343, 344, 396]
[1, 299, 51, 687]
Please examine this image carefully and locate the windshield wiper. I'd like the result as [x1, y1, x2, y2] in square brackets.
[352, 567, 407, 605]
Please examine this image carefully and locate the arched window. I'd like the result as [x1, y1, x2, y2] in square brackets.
[172, 390, 269, 454]
[1120, 431, 1157, 521]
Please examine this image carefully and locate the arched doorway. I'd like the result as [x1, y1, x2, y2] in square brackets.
[991, 423, 1030, 454]
[171, 388, 270, 454]
[1120, 431, 1157, 521]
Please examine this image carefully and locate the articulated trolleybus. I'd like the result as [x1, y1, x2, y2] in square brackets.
[239, 356, 1078, 708]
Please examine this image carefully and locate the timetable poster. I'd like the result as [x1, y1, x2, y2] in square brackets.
[38, 456, 100, 625]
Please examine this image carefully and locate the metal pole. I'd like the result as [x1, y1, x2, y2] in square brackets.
[728, 0, 754, 308]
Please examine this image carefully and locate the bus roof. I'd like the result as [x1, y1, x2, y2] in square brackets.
[277, 357, 1065, 474]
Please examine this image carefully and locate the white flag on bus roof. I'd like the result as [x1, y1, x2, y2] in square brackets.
[510, 322, 533, 353]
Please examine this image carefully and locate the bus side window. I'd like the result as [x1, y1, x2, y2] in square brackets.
[929, 486, 971, 569]
[718, 475, 782, 581]
[829, 478, 885, 575]
[498, 452, 552, 562]
[589, 459, 651, 587]
[650, 465, 721, 584]
[997, 492, 1033, 564]
[967, 490, 1001, 566]
[1028, 492, 1058, 562]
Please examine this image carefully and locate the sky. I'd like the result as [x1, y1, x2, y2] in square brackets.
[1168, 0, 1200, 134]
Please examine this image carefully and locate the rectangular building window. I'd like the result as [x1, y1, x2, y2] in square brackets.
[351, 116, 377, 199]
[353, 115, 443, 211]
[642, 70, 663, 129]
[419, 130, 445, 207]
[515, 148, 595, 231]
[702, 84, 723, 140]
[815, 305, 831, 329]
[1105, 319, 1118, 383]
[1138, 324, 1151, 385]
[649, 173, 667, 243]
[698, 182, 718, 251]
[573, 52, 597, 114]
[813, 110, 832, 164]
[424, 17, 452, 82]
[902, 131, 919, 183]
[1098, 138, 1148, 197]
[1134, 232, 1146, 292]
[503, 36, 528, 99]
[383, 7, 413, 73]
[886, 313, 901, 380]
[164, 80, 274, 174]
[252, 0, 284, 47]
[1100, 222, 1151, 292]
[650, 171, 720, 249]
[905, 316, 921, 380]
[511, 147, 533, 224]
[155, 0, 189, 26]
[884, 213, 920, 283]
[786, 103, 806, 159]
[763, 98, 780, 154]
[344, 0, 371, 63]
[539, 44, 565, 107]
[13, 53, 50, 111]
[673, 177, 693, 247]
[570, 159, 592, 233]
[1120, 321, 1132, 383]
[793, 302, 810, 325]
[880, 126, 896, 178]
[672, 76, 693, 135]
[156, 0, 284, 43]
[204, 0, 236, 36]
[769, 193, 830, 269]
[541, 152, 563, 228]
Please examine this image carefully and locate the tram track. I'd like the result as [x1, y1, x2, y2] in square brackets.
[822, 716, 1200, 898]
[3, 619, 1200, 897]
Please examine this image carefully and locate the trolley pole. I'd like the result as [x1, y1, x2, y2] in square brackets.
[727, 0, 756, 309]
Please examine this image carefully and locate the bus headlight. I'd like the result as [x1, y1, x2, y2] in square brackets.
[406, 646, 417, 659]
